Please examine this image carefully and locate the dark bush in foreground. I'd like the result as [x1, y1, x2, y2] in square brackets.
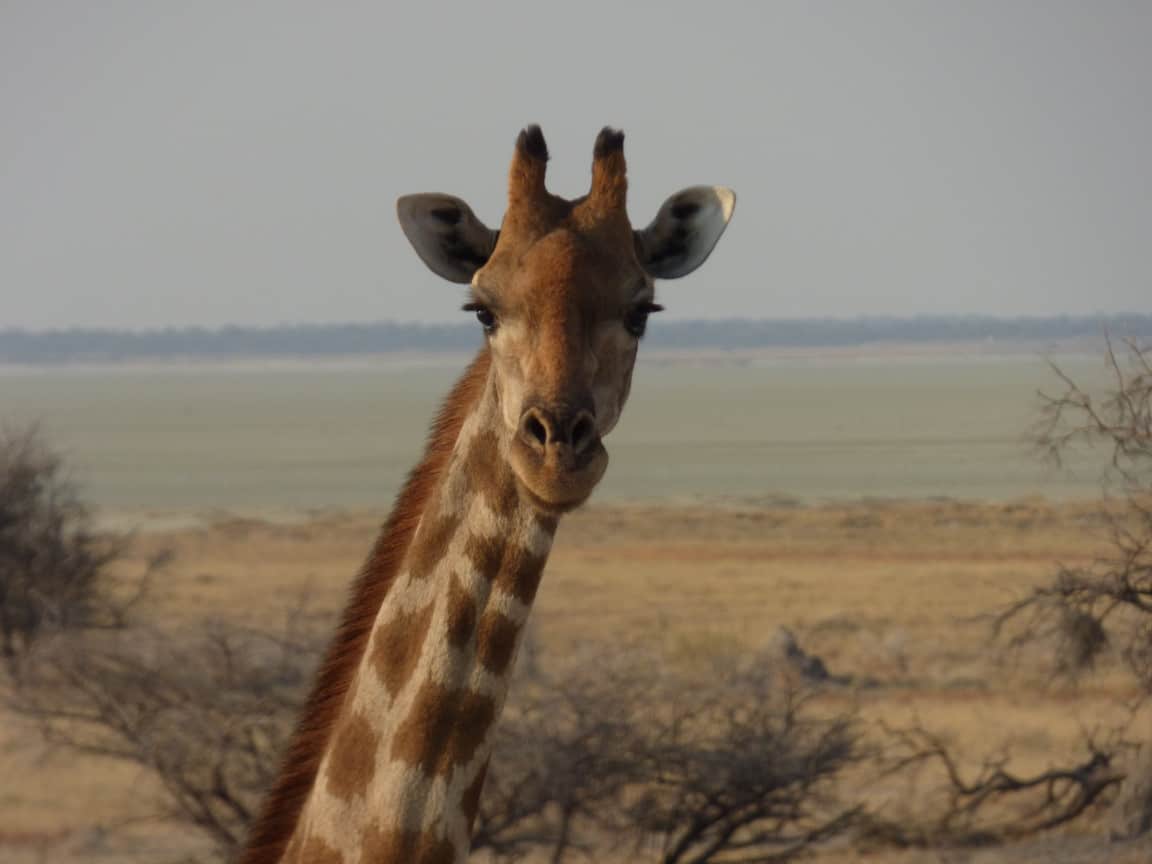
[0, 426, 158, 668]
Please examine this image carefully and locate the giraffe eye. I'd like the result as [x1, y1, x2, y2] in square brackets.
[624, 302, 663, 338]
[462, 303, 497, 334]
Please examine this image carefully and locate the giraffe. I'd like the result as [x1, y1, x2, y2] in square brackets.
[240, 126, 736, 864]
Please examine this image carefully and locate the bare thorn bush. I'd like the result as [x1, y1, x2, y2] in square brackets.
[994, 336, 1152, 838]
[9, 604, 328, 859]
[863, 724, 1123, 848]
[1002, 338, 1152, 685]
[0, 425, 160, 670]
[474, 646, 865, 864]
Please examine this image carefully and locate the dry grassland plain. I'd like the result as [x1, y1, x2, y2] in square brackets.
[3, 497, 1150, 863]
[2, 349, 1147, 861]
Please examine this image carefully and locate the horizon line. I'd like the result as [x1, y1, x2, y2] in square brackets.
[4, 311, 1152, 336]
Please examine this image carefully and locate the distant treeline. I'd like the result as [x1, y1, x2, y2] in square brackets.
[2, 315, 1150, 363]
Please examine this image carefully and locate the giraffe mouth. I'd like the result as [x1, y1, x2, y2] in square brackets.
[509, 436, 608, 513]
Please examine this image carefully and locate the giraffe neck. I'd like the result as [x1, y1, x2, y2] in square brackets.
[283, 365, 556, 864]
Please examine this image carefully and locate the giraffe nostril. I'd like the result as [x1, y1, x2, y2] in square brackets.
[522, 412, 548, 448]
[570, 413, 596, 455]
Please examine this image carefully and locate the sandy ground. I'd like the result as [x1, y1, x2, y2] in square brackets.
[2, 497, 1150, 862]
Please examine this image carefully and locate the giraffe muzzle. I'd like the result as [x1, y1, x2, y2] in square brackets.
[509, 402, 608, 512]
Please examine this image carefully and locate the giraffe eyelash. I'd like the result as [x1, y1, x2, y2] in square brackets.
[462, 302, 497, 332]
[624, 302, 663, 338]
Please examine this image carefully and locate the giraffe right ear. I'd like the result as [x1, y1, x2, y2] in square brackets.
[396, 194, 499, 284]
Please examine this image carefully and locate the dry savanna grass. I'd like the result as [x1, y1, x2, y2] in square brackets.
[2, 496, 1149, 862]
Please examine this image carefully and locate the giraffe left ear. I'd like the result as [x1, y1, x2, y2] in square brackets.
[397, 194, 499, 284]
[635, 186, 736, 280]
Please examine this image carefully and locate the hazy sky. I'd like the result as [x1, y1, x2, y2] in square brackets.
[2, 2, 1150, 329]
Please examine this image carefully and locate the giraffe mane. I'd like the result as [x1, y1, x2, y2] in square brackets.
[239, 347, 493, 864]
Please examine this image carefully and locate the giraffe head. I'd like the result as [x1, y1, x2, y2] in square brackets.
[397, 126, 735, 513]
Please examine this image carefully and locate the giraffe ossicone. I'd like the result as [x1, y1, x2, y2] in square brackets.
[241, 126, 736, 864]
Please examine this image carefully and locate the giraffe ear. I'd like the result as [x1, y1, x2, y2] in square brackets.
[396, 194, 499, 284]
[635, 186, 736, 280]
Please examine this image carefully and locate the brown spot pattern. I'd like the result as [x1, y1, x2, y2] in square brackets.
[463, 521, 551, 606]
[361, 826, 456, 864]
[476, 610, 520, 675]
[445, 574, 476, 648]
[325, 712, 379, 801]
[463, 532, 504, 581]
[391, 680, 496, 776]
[372, 601, 435, 697]
[296, 836, 345, 864]
[237, 350, 494, 864]
[408, 512, 460, 580]
[493, 539, 549, 605]
[465, 430, 518, 514]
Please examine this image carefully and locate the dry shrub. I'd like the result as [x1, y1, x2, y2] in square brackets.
[9, 604, 326, 857]
[12, 619, 861, 863]
[997, 337, 1152, 837]
[861, 724, 1123, 849]
[477, 647, 861, 864]
[1014, 338, 1152, 687]
[0, 425, 160, 669]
